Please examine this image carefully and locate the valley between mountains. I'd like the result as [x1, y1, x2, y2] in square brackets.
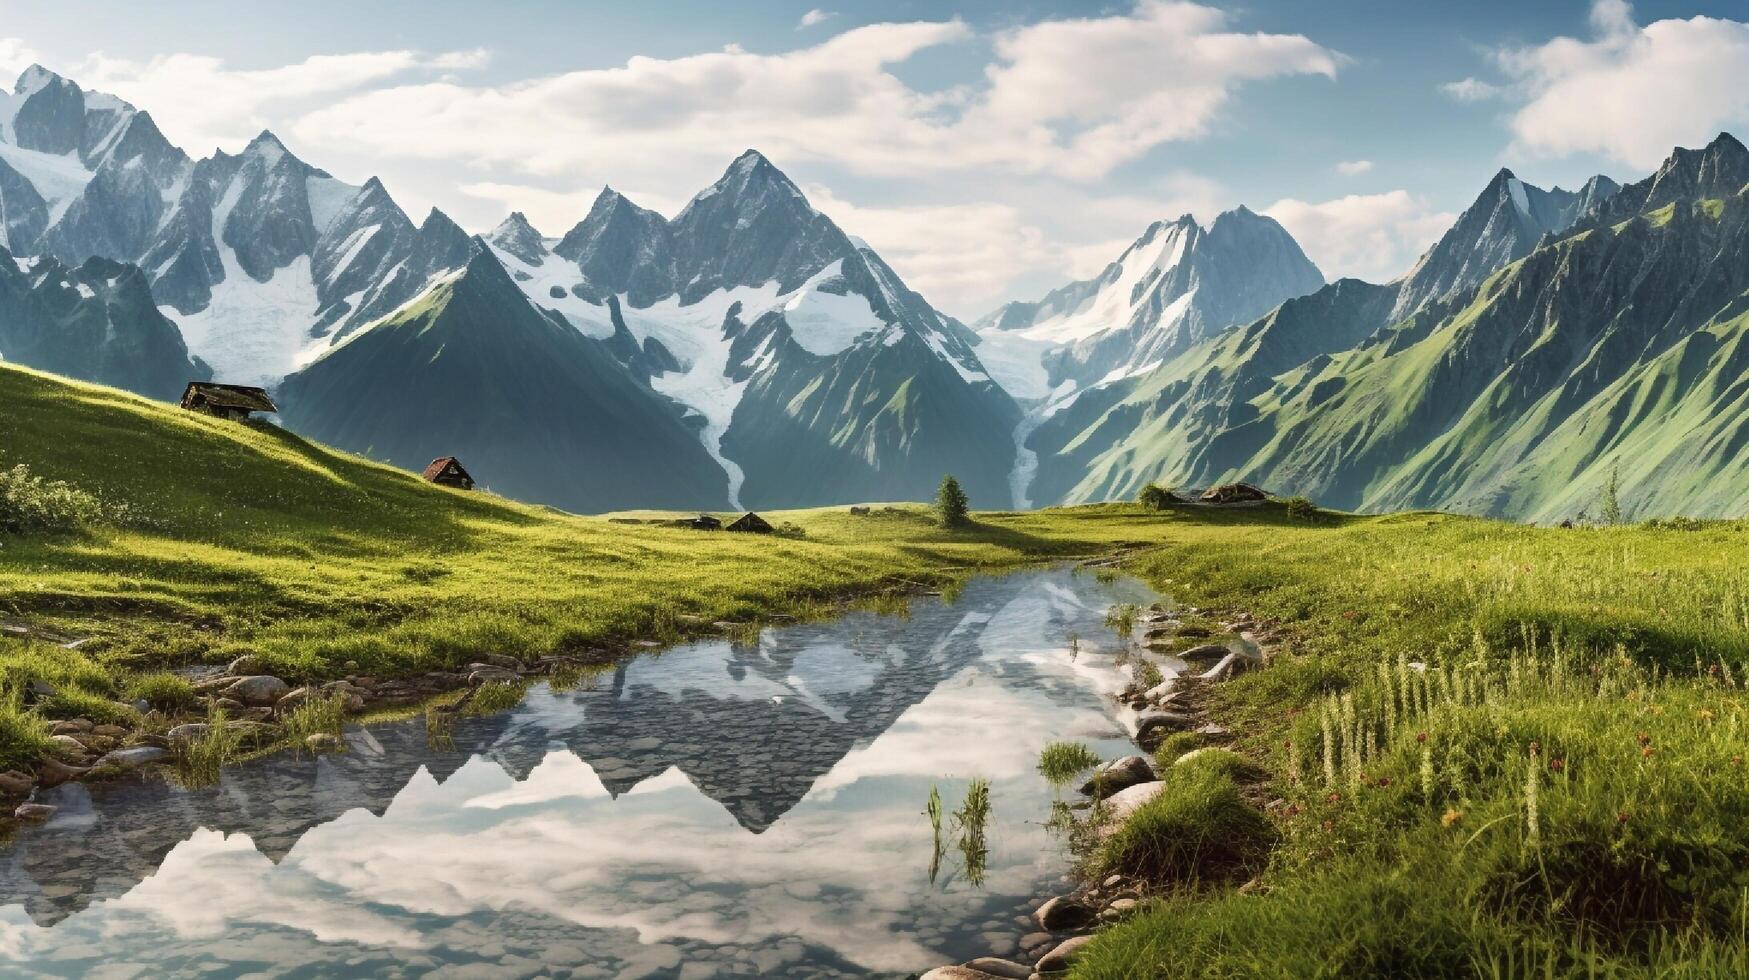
[5, 64, 1749, 521]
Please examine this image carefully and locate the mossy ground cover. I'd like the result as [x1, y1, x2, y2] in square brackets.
[1071, 504, 1749, 978]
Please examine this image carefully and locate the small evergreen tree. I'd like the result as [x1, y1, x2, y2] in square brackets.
[936, 474, 970, 527]
[1601, 464, 1622, 526]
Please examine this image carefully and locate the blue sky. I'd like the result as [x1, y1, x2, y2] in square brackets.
[4, 0, 1747, 315]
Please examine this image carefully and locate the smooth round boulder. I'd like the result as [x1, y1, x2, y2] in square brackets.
[1035, 935, 1095, 974]
[0, 770, 35, 795]
[167, 723, 210, 745]
[1098, 782, 1167, 830]
[13, 802, 56, 821]
[1134, 710, 1197, 740]
[226, 653, 268, 676]
[95, 747, 169, 771]
[962, 957, 1033, 979]
[1034, 895, 1096, 931]
[305, 733, 342, 751]
[1078, 755, 1156, 796]
[467, 666, 521, 686]
[920, 968, 1002, 980]
[225, 675, 290, 707]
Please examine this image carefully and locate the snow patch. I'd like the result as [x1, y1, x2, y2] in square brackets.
[325, 224, 382, 286]
[168, 178, 323, 388]
[0, 142, 94, 222]
[1507, 177, 1531, 218]
[1001, 221, 1191, 348]
[487, 242, 616, 340]
[306, 175, 356, 236]
[167, 255, 322, 388]
[778, 260, 885, 356]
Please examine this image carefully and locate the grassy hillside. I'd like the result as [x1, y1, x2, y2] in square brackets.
[0, 361, 1161, 768]
[1055, 507, 1749, 977]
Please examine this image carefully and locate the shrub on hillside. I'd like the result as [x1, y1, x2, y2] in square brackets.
[0, 464, 120, 535]
[1138, 483, 1177, 511]
[1283, 496, 1322, 522]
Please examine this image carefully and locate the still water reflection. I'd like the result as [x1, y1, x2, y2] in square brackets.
[0, 566, 1160, 978]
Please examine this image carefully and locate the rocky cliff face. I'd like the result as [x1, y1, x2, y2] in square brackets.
[0, 246, 207, 399]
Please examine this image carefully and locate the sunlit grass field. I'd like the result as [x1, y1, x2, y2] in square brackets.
[10, 359, 1749, 974]
[1070, 510, 1749, 977]
[0, 363, 1161, 766]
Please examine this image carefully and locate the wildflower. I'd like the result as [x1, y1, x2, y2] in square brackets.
[1528, 740, 1541, 756]
[1326, 792, 1342, 804]
[1285, 805, 1302, 817]
[1416, 731, 1428, 744]
[1550, 758, 1565, 773]
[1441, 808, 1463, 827]
[1377, 777, 1391, 787]
[1321, 820, 1335, 833]
[1641, 746, 1655, 758]
[1617, 811, 1630, 824]
[1734, 756, 1743, 767]
[1635, 731, 1651, 746]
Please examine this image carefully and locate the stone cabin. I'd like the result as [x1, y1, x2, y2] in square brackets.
[422, 456, 475, 490]
[179, 382, 277, 421]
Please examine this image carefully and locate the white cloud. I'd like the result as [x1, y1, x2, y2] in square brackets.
[71, 48, 489, 153]
[1440, 76, 1504, 102]
[0, 38, 41, 79]
[806, 185, 1055, 315]
[1264, 191, 1454, 284]
[797, 9, 834, 30]
[459, 181, 687, 235]
[291, 2, 1340, 186]
[1493, 1, 1749, 168]
[1335, 159, 1373, 175]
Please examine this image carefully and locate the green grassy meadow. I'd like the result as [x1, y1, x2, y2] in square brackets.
[1065, 508, 1749, 978]
[0, 363, 1157, 766]
[9, 359, 1749, 975]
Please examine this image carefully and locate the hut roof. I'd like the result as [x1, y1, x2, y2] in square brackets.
[726, 512, 774, 533]
[181, 382, 277, 413]
[1199, 482, 1269, 503]
[688, 514, 723, 530]
[422, 456, 472, 481]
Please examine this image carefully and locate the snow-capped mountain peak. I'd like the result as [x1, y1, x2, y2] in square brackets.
[487, 211, 548, 266]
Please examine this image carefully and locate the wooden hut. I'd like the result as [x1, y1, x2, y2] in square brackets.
[726, 512, 774, 534]
[179, 382, 277, 421]
[421, 456, 475, 490]
[1199, 482, 1269, 504]
[688, 514, 723, 530]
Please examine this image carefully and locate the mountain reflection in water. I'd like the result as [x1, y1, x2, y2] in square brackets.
[0, 566, 1161, 978]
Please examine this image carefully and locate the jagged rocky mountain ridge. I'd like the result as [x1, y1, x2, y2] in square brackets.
[0, 246, 206, 400]
[10, 62, 1749, 520]
[467, 150, 1019, 509]
[0, 67, 1016, 511]
[1023, 133, 1749, 520]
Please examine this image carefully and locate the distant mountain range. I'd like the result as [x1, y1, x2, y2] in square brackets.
[4, 63, 1749, 520]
